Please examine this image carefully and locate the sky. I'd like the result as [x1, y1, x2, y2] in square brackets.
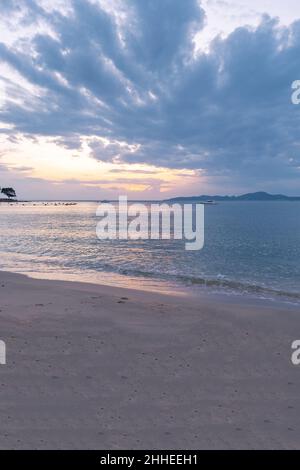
[0, 0, 300, 200]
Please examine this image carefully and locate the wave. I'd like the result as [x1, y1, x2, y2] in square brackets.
[1, 249, 299, 304]
[113, 266, 300, 303]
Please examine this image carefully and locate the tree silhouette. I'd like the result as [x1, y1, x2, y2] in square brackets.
[1, 188, 16, 199]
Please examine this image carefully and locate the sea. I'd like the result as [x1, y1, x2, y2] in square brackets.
[0, 200, 299, 304]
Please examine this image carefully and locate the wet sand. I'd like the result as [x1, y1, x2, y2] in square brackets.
[0, 270, 299, 449]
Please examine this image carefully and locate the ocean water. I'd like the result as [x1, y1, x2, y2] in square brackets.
[0, 201, 300, 303]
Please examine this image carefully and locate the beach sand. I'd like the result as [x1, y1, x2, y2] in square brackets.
[0, 270, 299, 449]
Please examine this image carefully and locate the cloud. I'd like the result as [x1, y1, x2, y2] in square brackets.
[0, 1, 300, 191]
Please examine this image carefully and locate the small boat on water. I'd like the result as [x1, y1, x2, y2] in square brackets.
[202, 200, 218, 205]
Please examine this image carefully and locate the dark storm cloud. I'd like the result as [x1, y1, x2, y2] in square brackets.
[0, 0, 300, 188]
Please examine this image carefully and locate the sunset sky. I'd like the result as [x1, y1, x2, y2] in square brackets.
[1, 0, 300, 199]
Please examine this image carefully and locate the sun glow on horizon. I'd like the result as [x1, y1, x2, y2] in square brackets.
[0, 133, 202, 198]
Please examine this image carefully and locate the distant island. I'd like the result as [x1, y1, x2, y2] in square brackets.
[165, 191, 300, 202]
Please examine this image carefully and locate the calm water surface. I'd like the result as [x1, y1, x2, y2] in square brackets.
[0, 201, 299, 303]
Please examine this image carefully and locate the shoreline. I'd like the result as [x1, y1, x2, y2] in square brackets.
[3, 264, 300, 308]
[1, 200, 299, 307]
[0, 269, 299, 449]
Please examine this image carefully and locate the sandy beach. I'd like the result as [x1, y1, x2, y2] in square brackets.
[0, 270, 298, 449]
